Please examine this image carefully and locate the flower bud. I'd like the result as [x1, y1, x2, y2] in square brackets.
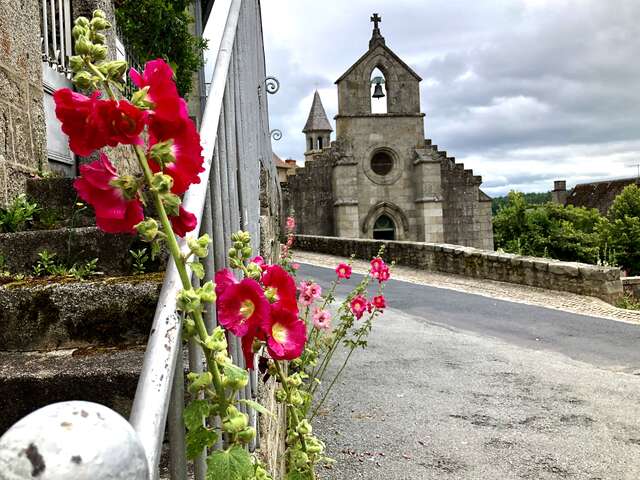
[296, 419, 312, 435]
[131, 86, 153, 109]
[290, 390, 304, 407]
[274, 388, 287, 403]
[72, 25, 88, 40]
[149, 139, 175, 168]
[90, 16, 111, 31]
[151, 173, 174, 194]
[182, 317, 197, 338]
[74, 37, 92, 56]
[90, 44, 108, 61]
[204, 327, 227, 351]
[228, 247, 237, 259]
[177, 288, 201, 313]
[103, 59, 127, 79]
[92, 9, 106, 19]
[222, 410, 248, 433]
[241, 247, 252, 258]
[255, 465, 269, 480]
[246, 262, 262, 280]
[196, 281, 216, 304]
[286, 373, 303, 387]
[237, 427, 256, 443]
[292, 451, 309, 469]
[135, 218, 159, 242]
[75, 16, 90, 27]
[233, 241, 244, 250]
[161, 193, 181, 216]
[188, 234, 210, 258]
[306, 437, 324, 454]
[187, 371, 212, 394]
[69, 55, 84, 72]
[72, 71, 93, 90]
[215, 351, 229, 366]
[91, 32, 107, 45]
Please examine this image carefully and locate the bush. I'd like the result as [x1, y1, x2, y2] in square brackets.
[115, 0, 207, 96]
[600, 184, 640, 274]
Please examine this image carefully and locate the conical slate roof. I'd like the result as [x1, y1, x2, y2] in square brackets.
[302, 91, 333, 133]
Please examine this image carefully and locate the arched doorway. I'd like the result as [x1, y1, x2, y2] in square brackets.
[373, 214, 396, 240]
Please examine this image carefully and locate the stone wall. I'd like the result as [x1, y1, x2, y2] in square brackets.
[283, 153, 335, 236]
[0, 0, 47, 205]
[294, 235, 623, 303]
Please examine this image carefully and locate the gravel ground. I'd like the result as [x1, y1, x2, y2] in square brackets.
[312, 304, 640, 479]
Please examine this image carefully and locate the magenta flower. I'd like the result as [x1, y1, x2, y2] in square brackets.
[265, 305, 306, 361]
[262, 264, 298, 313]
[312, 308, 331, 330]
[336, 263, 352, 279]
[299, 290, 315, 306]
[286, 216, 296, 232]
[216, 278, 270, 337]
[299, 280, 321, 299]
[214, 268, 237, 297]
[370, 257, 391, 282]
[372, 295, 386, 310]
[350, 295, 368, 319]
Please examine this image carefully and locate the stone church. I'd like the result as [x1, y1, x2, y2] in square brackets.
[283, 14, 494, 250]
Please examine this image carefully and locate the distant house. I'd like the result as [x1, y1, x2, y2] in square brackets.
[274, 153, 299, 183]
[552, 178, 639, 215]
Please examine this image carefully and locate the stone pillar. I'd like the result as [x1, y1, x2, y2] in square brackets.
[551, 180, 568, 205]
[0, 0, 48, 204]
[413, 151, 444, 243]
[332, 159, 359, 238]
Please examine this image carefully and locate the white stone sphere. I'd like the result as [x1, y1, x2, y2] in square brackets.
[0, 401, 149, 480]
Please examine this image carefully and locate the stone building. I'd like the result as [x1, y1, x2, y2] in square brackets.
[285, 14, 494, 250]
[273, 153, 298, 183]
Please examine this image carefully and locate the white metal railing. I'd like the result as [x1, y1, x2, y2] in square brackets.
[0, 0, 276, 479]
[40, 0, 74, 74]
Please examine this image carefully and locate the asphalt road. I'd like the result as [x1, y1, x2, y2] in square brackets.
[299, 263, 640, 479]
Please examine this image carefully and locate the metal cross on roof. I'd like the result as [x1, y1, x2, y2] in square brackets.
[371, 13, 382, 30]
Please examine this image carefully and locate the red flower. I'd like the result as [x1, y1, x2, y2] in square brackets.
[148, 116, 204, 195]
[262, 265, 298, 313]
[73, 153, 143, 233]
[215, 268, 238, 297]
[54, 88, 102, 156]
[265, 305, 306, 361]
[216, 278, 270, 337]
[350, 295, 368, 319]
[94, 99, 145, 147]
[336, 263, 352, 279]
[372, 295, 386, 310]
[170, 206, 197, 237]
[370, 257, 390, 282]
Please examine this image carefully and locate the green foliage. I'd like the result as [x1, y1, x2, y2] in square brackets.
[492, 191, 550, 215]
[206, 446, 254, 480]
[115, 0, 207, 96]
[599, 184, 640, 274]
[129, 248, 149, 274]
[32, 250, 100, 279]
[0, 194, 40, 232]
[616, 293, 640, 311]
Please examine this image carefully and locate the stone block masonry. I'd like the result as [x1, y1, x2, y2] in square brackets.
[0, 0, 48, 204]
[294, 235, 623, 304]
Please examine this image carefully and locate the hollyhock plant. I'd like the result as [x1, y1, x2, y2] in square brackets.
[73, 153, 144, 233]
[336, 262, 352, 279]
[262, 264, 298, 312]
[350, 294, 368, 319]
[265, 305, 307, 360]
[286, 216, 296, 232]
[372, 295, 386, 310]
[216, 278, 270, 337]
[312, 308, 331, 330]
[299, 280, 321, 300]
[95, 98, 146, 147]
[54, 88, 102, 155]
[170, 206, 197, 237]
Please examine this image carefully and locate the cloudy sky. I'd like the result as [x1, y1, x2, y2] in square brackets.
[261, 0, 640, 196]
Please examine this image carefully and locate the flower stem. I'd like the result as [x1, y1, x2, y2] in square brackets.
[133, 144, 227, 409]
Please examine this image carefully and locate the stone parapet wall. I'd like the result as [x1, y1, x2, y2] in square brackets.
[294, 235, 623, 304]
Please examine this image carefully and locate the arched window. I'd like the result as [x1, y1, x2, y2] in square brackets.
[308, 137, 313, 151]
[370, 67, 387, 114]
[373, 214, 395, 240]
[317, 137, 323, 150]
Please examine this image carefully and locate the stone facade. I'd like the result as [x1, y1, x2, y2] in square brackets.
[294, 235, 624, 304]
[0, 0, 48, 205]
[284, 17, 494, 250]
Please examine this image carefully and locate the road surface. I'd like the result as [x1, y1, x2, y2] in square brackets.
[299, 263, 640, 479]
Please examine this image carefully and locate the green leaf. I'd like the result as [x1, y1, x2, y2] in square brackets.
[183, 399, 210, 431]
[186, 425, 218, 460]
[223, 362, 249, 390]
[238, 399, 275, 419]
[206, 445, 253, 480]
[190, 261, 205, 280]
[285, 469, 314, 480]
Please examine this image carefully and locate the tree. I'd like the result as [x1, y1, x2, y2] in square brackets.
[601, 184, 640, 274]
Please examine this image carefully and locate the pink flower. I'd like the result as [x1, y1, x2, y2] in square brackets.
[298, 291, 315, 306]
[370, 257, 386, 274]
[370, 257, 391, 282]
[292, 263, 300, 270]
[312, 308, 331, 330]
[170, 206, 197, 237]
[262, 264, 298, 313]
[299, 280, 321, 299]
[73, 153, 144, 233]
[53, 88, 102, 156]
[286, 217, 296, 231]
[250, 255, 267, 271]
[214, 268, 237, 297]
[336, 263, 352, 279]
[377, 265, 391, 282]
[350, 295, 368, 319]
[372, 295, 386, 310]
[265, 305, 306, 361]
[216, 278, 270, 337]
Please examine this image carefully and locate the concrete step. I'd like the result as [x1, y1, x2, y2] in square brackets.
[25, 177, 96, 228]
[0, 226, 166, 276]
[0, 347, 144, 434]
[0, 274, 163, 351]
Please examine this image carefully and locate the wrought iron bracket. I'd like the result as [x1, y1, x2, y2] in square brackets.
[265, 76, 280, 94]
[270, 129, 282, 141]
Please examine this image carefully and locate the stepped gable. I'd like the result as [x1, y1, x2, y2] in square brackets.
[566, 177, 639, 215]
[303, 91, 333, 133]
